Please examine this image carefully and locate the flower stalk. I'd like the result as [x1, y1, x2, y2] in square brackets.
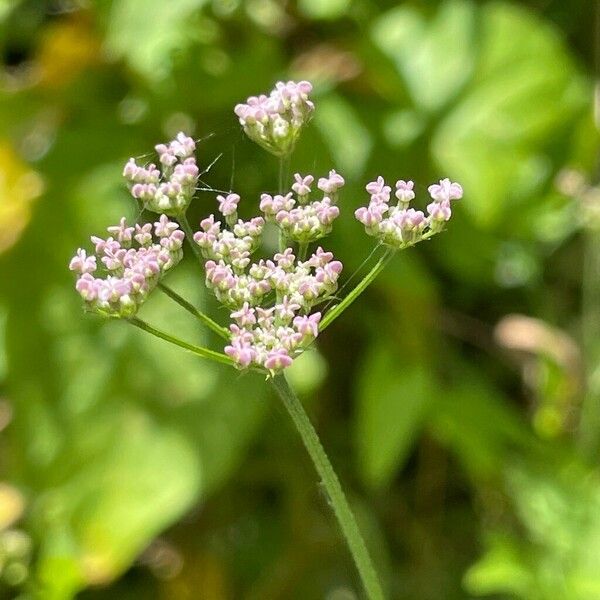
[158, 282, 229, 340]
[128, 316, 233, 366]
[69, 81, 463, 599]
[271, 374, 385, 600]
[320, 248, 395, 331]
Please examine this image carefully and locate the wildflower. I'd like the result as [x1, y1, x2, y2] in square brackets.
[355, 177, 462, 248]
[234, 81, 314, 156]
[69, 216, 184, 318]
[395, 180, 415, 206]
[317, 170, 345, 196]
[122, 132, 199, 216]
[260, 171, 344, 244]
[217, 193, 240, 218]
[223, 272, 325, 374]
[194, 179, 342, 373]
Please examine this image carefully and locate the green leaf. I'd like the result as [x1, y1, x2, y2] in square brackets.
[35, 407, 200, 588]
[464, 534, 534, 598]
[298, 0, 350, 20]
[355, 341, 435, 490]
[430, 361, 531, 477]
[5, 263, 267, 595]
[105, 0, 209, 82]
[433, 2, 590, 227]
[314, 94, 372, 179]
[371, 1, 475, 113]
[466, 462, 600, 600]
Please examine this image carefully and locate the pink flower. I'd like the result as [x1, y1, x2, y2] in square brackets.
[395, 180, 415, 204]
[428, 178, 463, 202]
[366, 176, 390, 197]
[318, 170, 345, 194]
[231, 302, 257, 327]
[107, 217, 135, 244]
[75, 273, 98, 300]
[427, 200, 452, 222]
[395, 208, 426, 230]
[264, 348, 293, 371]
[134, 223, 153, 246]
[154, 215, 180, 238]
[217, 193, 241, 216]
[355, 206, 384, 227]
[292, 173, 314, 196]
[293, 313, 321, 338]
[69, 249, 97, 274]
[274, 296, 301, 321]
[225, 341, 256, 368]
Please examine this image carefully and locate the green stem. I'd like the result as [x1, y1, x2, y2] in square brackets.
[158, 282, 229, 340]
[178, 213, 203, 263]
[298, 242, 309, 262]
[320, 248, 395, 332]
[278, 156, 290, 253]
[128, 317, 233, 366]
[271, 374, 385, 600]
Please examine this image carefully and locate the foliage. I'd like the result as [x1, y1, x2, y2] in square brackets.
[0, 0, 597, 598]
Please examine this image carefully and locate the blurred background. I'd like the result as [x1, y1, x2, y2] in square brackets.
[0, 0, 599, 598]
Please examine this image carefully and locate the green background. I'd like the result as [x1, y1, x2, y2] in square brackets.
[0, 0, 598, 598]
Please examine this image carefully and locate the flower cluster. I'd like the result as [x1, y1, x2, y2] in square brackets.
[122, 132, 199, 216]
[234, 81, 314, 156]
[69, 216, 184, 317]
[194, 190, 342, 372]
[223, 247, 342, 373]
[355, 177, 463, 247]
[260, 170, 345, 244]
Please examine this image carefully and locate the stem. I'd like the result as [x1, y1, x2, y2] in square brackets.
[298, 242, 309, 262]
[128, 317, 233, 366]
[158, 282, 229, 340]
[278, 156, 290, 253]
[271, 374, 385, 600]
[320, 248, 395, 332]
[178, 213, 203, 263]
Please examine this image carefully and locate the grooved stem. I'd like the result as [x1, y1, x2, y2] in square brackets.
[129, 317, 233, 366]
[158, 282, 229, 340]
[271, 374, 385, 600]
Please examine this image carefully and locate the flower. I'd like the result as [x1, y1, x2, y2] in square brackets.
[260, 171, 344, 244]
[217, 193, 241, 217]
[234, 81, 314, 156]
[427, 178, 463, 203]
[292, 173, 314, 198]
[317, 170, 345, 195]
[355, 177, 462, 248]
[395, 180, 415, 206]
[69, 216, 184, 317]
[123, 132, 199, 216]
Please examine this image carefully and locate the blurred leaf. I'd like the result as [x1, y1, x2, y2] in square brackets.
[382, 109, 426, 148]
[298, 0, 350, 20]
[466, 462, 600, 600]
[430, 363, 531, 477]
[286, 349, 328, 396]
[464, 534, 534, 598]
[433, 2, 589, 227]
[355, 340, 436, 490]
[5, 263, 266, 595]
[37, 405, 200, 587]
[105, 0, 209, 82]
[314, 94, 372, 179]
[372, 0, 475, 113]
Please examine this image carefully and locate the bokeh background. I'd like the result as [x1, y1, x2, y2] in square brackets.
[0, 0, 599, 598]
